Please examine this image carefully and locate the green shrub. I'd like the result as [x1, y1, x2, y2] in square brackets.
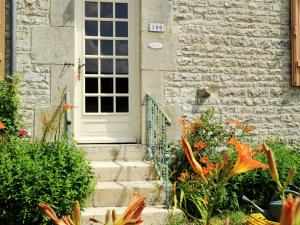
[225, 140, 300, 211]
[0, 138, 96, 225]
[0, 76, 21, 136]
[170, 109, 252, 219]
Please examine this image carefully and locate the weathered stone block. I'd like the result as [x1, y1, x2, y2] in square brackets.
[141, 0, 173, 31]
[51, 65, 75, 106]
[50, 0, 74, 27]
[141, 32, 177, 71]
[141, 71, 164, 103]
[31, 27, 74, 64]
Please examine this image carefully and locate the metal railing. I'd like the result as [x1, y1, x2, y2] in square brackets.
[145, 94, 172, 208]
[64, 91, 72, 147]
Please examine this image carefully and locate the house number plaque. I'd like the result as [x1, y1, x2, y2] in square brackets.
[148, 23, 165, 32]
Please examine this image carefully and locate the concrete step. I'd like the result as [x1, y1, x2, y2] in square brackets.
[81, 205, 181, 225]
[79, 144, 147, 161]
[87, 181, 165, 207]
[91, 161, 156, 182]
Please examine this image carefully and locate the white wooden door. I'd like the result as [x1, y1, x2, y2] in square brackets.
[74, 0, 140, 143]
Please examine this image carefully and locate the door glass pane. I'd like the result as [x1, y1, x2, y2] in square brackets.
[100, 21, 113, 37]
[85, 78, 98, 93]
[101, 59, 113, 74]
[85, 21, 98, 36]
[86, 97, 99, 112]
[101, 78, 113, 93]
[116, 22, 128, 37]
[116, 97, 128, 112]
[101, 97, 114, 112]
[116, 59, 128, 74]
[100, 3, 113, 18]
[116, 40, 128, 56]
[116, 78, 128, 93]
[115, 3, 128, 19]
[85, 40, 98, 55]
[101, 40, 113, 55]
[85, 2, 98, 17]
[85, 58, 98, 74]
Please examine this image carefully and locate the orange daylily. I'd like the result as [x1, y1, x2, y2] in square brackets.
[227, 118, 241, 127]
[227, 139, 268, 179]
[62, 103, 73, 112]
[0, 121, 5, 130]
[182, 136, 208, 183]
[113, 192, 145, 225]
[243, 125, 253, 133]
[279, 195, 300, 225]
[202, 163, 216, 177]
[194, 141, 207, 149]
[39, 203, 67, 225]
[178, 118, 189, 125]
[200, 157, 208, 164]
[178, 172, 189, 182]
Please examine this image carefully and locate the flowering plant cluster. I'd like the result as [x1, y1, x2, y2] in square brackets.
[40, 192, 145, 225]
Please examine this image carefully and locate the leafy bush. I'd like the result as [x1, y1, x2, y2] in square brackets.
[0, 138, 95, 225]
[170, 109, 253, 220]
[225, 140, 300, 211]
[0, 76, 21, 136]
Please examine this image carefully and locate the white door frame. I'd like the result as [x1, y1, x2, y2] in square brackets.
[74, 0, 140, 143]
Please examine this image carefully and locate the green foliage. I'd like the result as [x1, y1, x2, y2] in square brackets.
[0, 137, 96, 225]
[0, 75, 21, 135]
[225, 140, 300, 211]
[165, 215, 196, 225]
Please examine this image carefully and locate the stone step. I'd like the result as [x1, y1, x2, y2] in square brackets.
[81, 205, 181, 225]
[79, 144, 147, 161]
[87, 181, 165, 207]
[91, 161, 156, 182]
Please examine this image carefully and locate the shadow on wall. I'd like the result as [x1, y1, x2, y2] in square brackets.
[63, 0, 74, 26]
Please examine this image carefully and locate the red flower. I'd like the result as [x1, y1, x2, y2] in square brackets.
[0, 121, 5, 130]
[19, 129, 27, 137]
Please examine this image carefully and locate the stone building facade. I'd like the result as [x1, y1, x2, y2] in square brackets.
[6, 0, 300, 143]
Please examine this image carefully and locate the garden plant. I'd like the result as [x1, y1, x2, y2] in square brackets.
[171, 109, 300, 224]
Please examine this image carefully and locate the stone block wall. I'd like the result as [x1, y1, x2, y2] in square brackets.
[16, 0, 75, 134]
[166, 0, 300, 142]
[5, 0, 10, 75]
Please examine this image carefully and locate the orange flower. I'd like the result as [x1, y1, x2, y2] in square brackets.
[0, 121, 5, 130]
[279, 195, 300, 225]
[62, 103, 73, 112]
[243, 125, 253, 133]
[178, 172, 189, 182]
[182, 136, 208, 183]
[227, 118, 241, 127]
[113, 192, 145, 225]
[194, 141, 207, 149]
[195, 119, 203, 126]
[202, 163, 216, 177]
[227, 138, 268, 179]
[39, 203, 66, 225]
[178, 118, 189, 125]
[182, 124, 195, 133]
[200, 157, 208, 164]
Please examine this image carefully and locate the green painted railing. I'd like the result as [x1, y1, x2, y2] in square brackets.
[64, 91, 72, 147]
[145, 94, 172, 208]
